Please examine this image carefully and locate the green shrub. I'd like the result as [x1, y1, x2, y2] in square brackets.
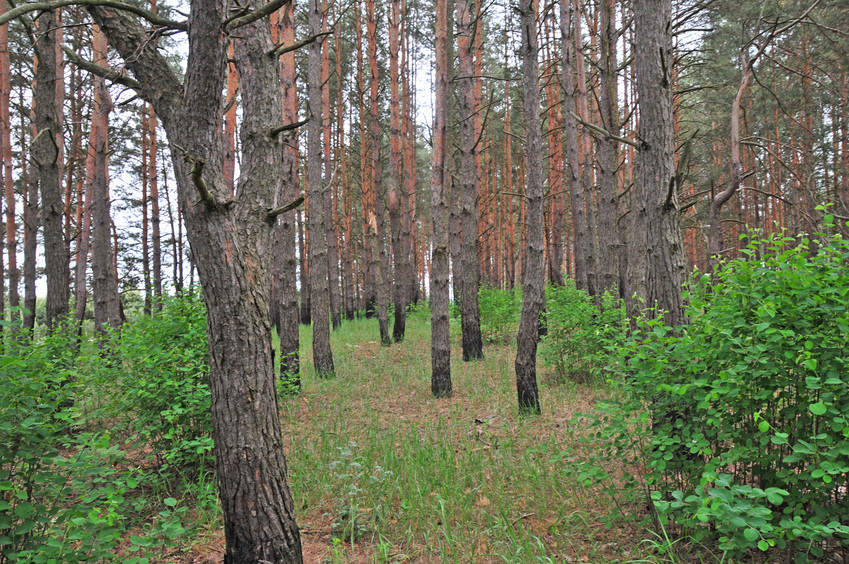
[478, 286, 522, 344]
[114, 292, 213, 473]
[540, 282, 627, 384]
[0, 330, 130, 563]
[574, 223, 849, 561]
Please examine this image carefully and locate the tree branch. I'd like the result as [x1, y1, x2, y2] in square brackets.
[569, 111, 640, 149]
[268, 118, 309, 138]
[62, 45, 142, 91]
[174, 144, 216, 207]
[269, 31, 331, 58]
[266, 195, 304, 222]
[224, 0, 291, 31]
[0, 0, 186, 29]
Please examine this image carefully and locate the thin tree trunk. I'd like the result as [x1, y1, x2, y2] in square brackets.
[367, 0, 391, 345]
[596, 0, 619, 295]
[321, 2, 342, 331]
[456, 0, 483, 361]
[308, 0, 336, 375]
[515, 0, 543, 415]
[0, 3, 15, 332]
[273, 1, 301, 387]
[141, 107, 151, 315]
[23, 97, 37, 333]
[298, 206, 311, 325]
[388, 0, 406, 342]
[431, 0, 452, 397]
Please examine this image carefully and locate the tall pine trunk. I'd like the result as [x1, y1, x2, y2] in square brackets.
[515, 0, 543, 415]
[455, 0, 483, 361]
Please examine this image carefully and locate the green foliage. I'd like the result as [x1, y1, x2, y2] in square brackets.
[478, 286, 522, 343]
[540, 283, 627, 385]
[0, 330, 129, 563]
[114, 292, 213, 473]
[573, 225, 849, 560]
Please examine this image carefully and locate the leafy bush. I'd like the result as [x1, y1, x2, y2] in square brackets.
[114, 292, 213, 473]
[0, 330, 130, 563]
[540, 282, 627, 384]
[478, 286, 522, 343]
[574, 223, 849, 561]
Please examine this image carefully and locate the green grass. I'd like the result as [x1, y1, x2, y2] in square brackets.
[281, 309, 644, 563]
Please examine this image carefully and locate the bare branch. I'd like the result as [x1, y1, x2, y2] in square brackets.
[0, 0, 187, 29]
[569, 111, 640, 149]
[62, 45, 142, 91]
[268, 118, 309, 138]
[269, 31, 331, 58]
[266, 195, 304, 222]
[174, 144, 217, 207]
[224, 0, 291, 31]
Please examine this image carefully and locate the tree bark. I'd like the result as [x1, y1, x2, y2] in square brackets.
[367, 0, 391, 345]
[1, 5, 17, 333]
[308, 0, 336, 375]
[273, 1, 301, 386]
[560, 0, 595, 296]
[88, 2, 304, 560]
[388, 0, 406, 342]
[627, 0, 686, 328]
[430, 0, 452, 398]
[35, 10, 69, 331]
[515, 0, 543, 415]
[455, 0, 483, 361]
[89, 24, 122, 333]
[596, 0, 620, 295]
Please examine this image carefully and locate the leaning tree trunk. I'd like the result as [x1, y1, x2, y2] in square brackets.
[34, 10, 69, 331]
[627, 0, 686, 328]
[430, 0, 452, 398]
[515, 0, 543, 415]
[308, 0, 336, 375]
[456, 0, 483, 361]
[86, 2, 304, 561]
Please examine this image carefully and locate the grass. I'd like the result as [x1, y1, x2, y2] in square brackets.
[275, 308, 648, 563]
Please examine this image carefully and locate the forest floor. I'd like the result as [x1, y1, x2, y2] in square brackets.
[176, 309, 653, 563]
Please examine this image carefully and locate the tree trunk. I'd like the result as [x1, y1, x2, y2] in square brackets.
[35, 10, 69, 331]
[321, 3, 342, 331]
[596, 0, 620, 295]
[627, 0, 686, 328]
[456, 0, 483, 361]
[308, 0, 336, 375]
[1, 5, 17, 332]
[367, 0, 391, 345]
[431, 0, 452, 398]
[89, 24, 122, 333]
[89, 2, 304, 560]
[388, 0, 406, 342]
[515, 0, 543, 415]
[273, 2, 301, 386]
[298, 207, 311, 325]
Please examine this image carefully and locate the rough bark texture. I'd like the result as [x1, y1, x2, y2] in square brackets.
[627, 0, 686, 328]
[89, 2, 304, 561]
[273, 2, 301, 386]
[456, 0, 483, 361]
[430, 0, 452, 398]
[308, 0, 336, 375]
[560, 0, 595, 297]
[149, 105, 162, 309]
[89, 25, 122, 333]
[388, 0, 406, 342]
[321, 5, 342, 331]
[368, 0, 391, 345]
[596, 0, 620, 295]
[23, 121, 37, 333]
[35, 10, 69, 330]
[298, 207, 311, 325]
[515, 0, 542, 415]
